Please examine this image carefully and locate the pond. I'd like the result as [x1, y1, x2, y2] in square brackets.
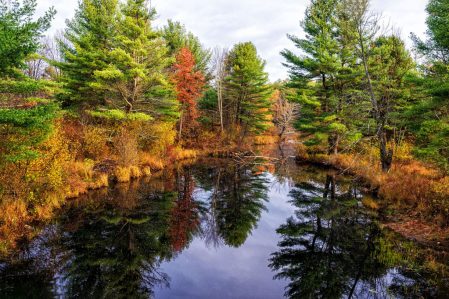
[1, 146, 448, 299]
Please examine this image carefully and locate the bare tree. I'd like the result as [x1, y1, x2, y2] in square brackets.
[23, 30, 67, 81]
[211, 46, 229, 134]
[273, 88, 301, 142]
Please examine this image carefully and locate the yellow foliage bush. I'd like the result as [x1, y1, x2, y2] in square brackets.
[83, 126, 109, 160]
[143, 121, 177, 156]
[26, 123, 72, 193]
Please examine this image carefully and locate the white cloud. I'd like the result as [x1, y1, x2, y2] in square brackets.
[36, 0, 429, 82]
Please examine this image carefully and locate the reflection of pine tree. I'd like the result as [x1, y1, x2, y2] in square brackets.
[55, 182, 175, 299]
[168, 166, 200, 252]
[269, 173, 387, 299]
[192, 162, 270, 248]
[213, 164, 269, 247]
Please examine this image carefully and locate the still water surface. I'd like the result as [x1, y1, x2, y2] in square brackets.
[1, 150, 448, 298]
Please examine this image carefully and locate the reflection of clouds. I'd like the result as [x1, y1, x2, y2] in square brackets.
[38, 0, 427, 82]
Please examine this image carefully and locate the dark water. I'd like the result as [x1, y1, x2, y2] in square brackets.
[1, 147, 449, 298]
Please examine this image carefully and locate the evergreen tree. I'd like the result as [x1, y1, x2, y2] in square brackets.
[0, 0, 59, 163]
[56, 0, 120, 107]
[159, 19, 212, 79]
[338, 0, 414, 171]
[281, 0, 356, 155]
[224, 42, 273, 140]
[409, 0, 449, 172]
[91, 0, 175, 118]
[0, 0, 55, 78]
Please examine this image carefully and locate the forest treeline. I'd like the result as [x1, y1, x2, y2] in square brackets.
[0, 0, 448, 253]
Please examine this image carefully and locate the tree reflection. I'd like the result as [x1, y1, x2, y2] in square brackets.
[269, 173, 388, 299]
[168, 166, 201, 252]
[195, 162, 270, 248]
[58, 182, 175, 299]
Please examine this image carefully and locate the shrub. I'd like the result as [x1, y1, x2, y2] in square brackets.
[114, 129, 139, 167]
[83, 126, 109, 160]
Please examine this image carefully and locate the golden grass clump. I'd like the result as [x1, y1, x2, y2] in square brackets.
[89, 173, 109, 189]
[140, 153, 165, 170]
[172, 147, 197, 160]
[129, 166, 142, 178]
[114, 166, 131, 183]
[142, 167, 151, 176]
[252, 134, 276, 145]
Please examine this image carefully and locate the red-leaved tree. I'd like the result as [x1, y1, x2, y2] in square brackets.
[171, 47, 204, 140]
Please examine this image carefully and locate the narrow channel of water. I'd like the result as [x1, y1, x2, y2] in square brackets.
[1, 148, 448, 298]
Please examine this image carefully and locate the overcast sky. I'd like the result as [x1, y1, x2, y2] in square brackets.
[36, 0, 429, 82]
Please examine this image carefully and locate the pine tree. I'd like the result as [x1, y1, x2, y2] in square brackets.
[0, 0, 55, 78]
[160, 19, 212, 79]
[409, 0, 449, 172]
[338, 0, 414, 171]
[281, 0, 356, 155]
[225, 42, 273, 140]
[55, 0, 119, 107]
[0, 0, 59, 163]
[171, 47, 204, 139]
[91, 0, 174, 118]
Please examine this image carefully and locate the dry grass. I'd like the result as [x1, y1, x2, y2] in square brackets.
[114, 166, 131, 183]
[140, 153, 165, 170]
[320, 148, 449, 225]
[142, 167, 151, 176]
[129, 166, 142, 178]
[252, 134, 276, 145]
[172, 147, 197, 160]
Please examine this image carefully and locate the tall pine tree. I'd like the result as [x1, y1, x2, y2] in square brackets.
[91, 0, 174, 118]
[282, 0, 357, 155]
[225, 42, 273, 140]
[56, 0, 119, 107]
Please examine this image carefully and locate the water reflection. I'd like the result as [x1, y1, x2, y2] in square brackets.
[195, 162, 269, 248]
[269, 167, 448, 299]
[0, 156, 448, 298]
[0, 161, 270, 298]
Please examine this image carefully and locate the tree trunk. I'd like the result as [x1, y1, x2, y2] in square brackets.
[178, 110, 183, 140]
[328, 133, 339, 155]
[218, 80, 224, 134]
[380, 142, 393, 172]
